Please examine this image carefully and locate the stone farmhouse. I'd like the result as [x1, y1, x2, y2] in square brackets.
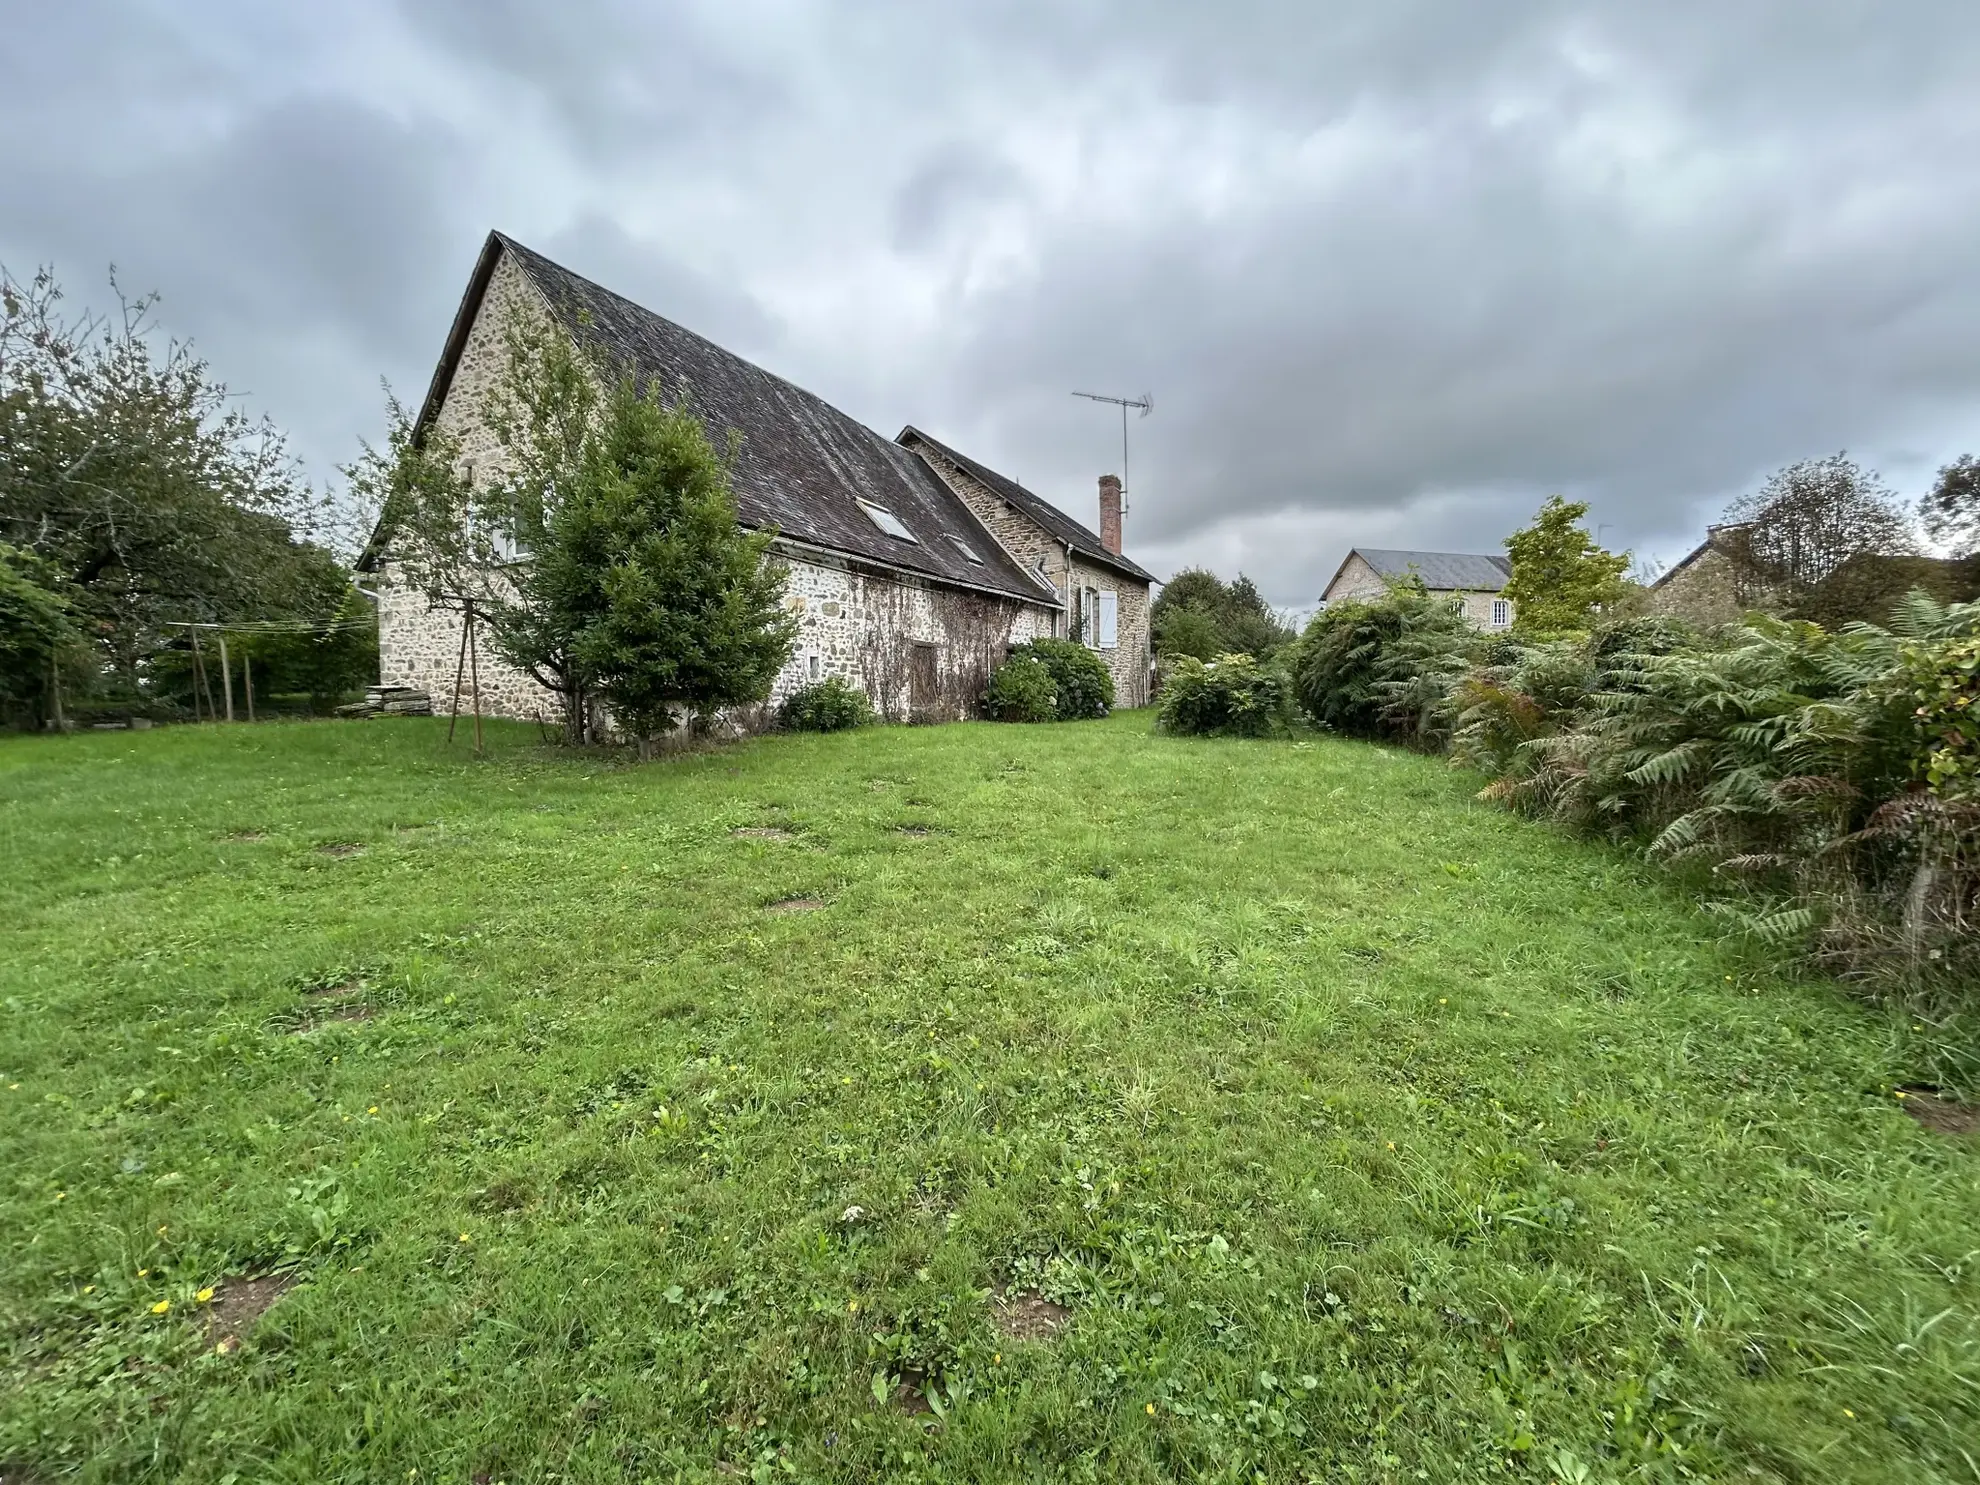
[1321, 548, 1516, 630]
[360, 232, 1153, 725]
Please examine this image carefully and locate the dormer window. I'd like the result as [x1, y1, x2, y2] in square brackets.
[946, 534, 984, 565]
[857, 500, 916, 543]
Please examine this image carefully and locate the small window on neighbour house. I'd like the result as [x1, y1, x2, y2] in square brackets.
[1450, 594, 1467, 616]
[808, 653, 822, 681]
[856, 500, 917, 543]
[946, 533, 985, 565]
[1492, 598, 1512, 628]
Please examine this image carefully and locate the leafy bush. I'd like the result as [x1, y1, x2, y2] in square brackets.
[777, 675, 874, 732]
[983, 653, 1058, 722]
[1291, 583, 1476, 746]
[1009, 638, 1114, 720]
[1157, 653, 1292, 737]
[1152, 569, 1294, 661]
[1444, 594, 1980, 1069]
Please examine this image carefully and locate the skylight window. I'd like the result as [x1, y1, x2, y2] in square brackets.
[946, 534, 985, 565]
[856, 500, 917, 543]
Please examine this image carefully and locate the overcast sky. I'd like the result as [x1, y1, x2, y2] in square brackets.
[6, 1, 1979, 602]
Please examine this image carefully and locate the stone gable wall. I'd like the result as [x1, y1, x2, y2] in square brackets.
[908, 443, 1153, 707]
[1646, 544, 1744, 626]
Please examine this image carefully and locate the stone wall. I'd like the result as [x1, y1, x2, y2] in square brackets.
[1646, 542, 1744, 627]
[908, 448, 1153, 707]
[377, 547, 1054, 727]
[376, 560, 562, 723]
[1066, 554, 1153, 707]
[771, 549, 1054, 722]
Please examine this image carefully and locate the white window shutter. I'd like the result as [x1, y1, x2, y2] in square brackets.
[1098, 591, 1118, 649]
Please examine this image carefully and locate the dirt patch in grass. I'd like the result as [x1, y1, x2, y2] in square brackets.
[893, 824, 936, 837]
[315, 842, 365, 858]
[764, 896, 823, 913]
[303, 978, 361, 998]
[287, 1002, 373, 1034]
[1900, 1088, 1980, 1136]
[889, 1368, 935, 1416]
[203, 1274, 297, 1351]
[991, 1289, 1070, 1342]
[732, 827, 795, 841]
[223, 830, 266, 843]
[0, 1462, 49, 1485]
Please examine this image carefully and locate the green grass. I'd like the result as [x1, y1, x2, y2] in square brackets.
[2, 714, 1975, 1483]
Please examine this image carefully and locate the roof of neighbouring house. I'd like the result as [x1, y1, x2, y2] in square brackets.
[1330, 548, 1512, 593]
[361, 232, 1056, 608]
[896, 426, 1156, 584]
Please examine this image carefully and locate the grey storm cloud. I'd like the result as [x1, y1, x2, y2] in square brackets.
[5, 0, 1979, 602]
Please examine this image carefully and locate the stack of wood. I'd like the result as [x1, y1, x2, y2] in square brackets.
[337, 686, 434, 719]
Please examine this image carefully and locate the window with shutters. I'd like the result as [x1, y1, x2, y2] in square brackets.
[1097, 589, 1118, 650]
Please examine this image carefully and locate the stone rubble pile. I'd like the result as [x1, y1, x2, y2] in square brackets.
[337, 685, 435, 719]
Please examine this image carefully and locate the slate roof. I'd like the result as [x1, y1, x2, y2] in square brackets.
[1342, 549, 1511, 592]
[898, 426, 1156, 585]
[366, 232, 1055, 608]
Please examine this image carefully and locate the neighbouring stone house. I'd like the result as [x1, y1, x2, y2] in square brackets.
[1321, 548, 1516, 630]
[1649, 523, 1980, 628]
[1644, 524, 1749, 626]
[359, 231, 1153, 725]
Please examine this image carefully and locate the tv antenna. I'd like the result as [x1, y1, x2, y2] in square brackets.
[1071, 390, 1152, 514]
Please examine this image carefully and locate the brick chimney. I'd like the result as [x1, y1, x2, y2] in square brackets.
[1098, 474, 1123, 555]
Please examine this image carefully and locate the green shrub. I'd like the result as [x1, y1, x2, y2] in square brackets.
[984, 653, 1058, 722]
[1157, 653, 1292, 737]
[777, 676, 873, 732]
[1009, 638, 1114, 720]
[1291, 583, 1475, 746]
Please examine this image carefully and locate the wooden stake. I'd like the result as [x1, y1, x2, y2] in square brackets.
[190, 629, 209, 721]
[217, 631, 235, 722]
[244, 654, 255, 723]
[447, 607, 470, 744]
[467, 600, 484, 756]
[49, 648, 65, 731]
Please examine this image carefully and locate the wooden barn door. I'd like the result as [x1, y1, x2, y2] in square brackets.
[909, 643, 940, 721]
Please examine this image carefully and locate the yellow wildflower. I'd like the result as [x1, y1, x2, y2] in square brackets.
[458, 1232, 472, 1243]
[151, 1299, 171, 1314]
[368, 1105, 379, 1115]
[1146, 1403, 1156, 1415]
[196, 1287, 215, 1303]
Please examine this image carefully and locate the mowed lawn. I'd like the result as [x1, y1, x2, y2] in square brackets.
[2, 716, 1976, 1484]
